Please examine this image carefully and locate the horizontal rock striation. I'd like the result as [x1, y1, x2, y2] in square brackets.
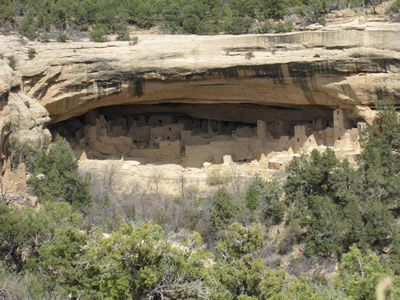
[1, 22, 400, 125]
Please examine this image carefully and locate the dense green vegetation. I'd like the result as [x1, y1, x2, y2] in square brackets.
[388, 0, 400, 13]
[1, 205, 399, 299]
[282, 99, 400, 259]
[0, 0, 390, 38]
[1, 99, 400, 298]
[11, 135, 91, 208]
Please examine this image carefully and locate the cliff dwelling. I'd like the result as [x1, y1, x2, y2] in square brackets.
[50, 103, 364, 168]
[1, 24, 398, 173]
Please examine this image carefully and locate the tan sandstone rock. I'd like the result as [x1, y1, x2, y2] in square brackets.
[1, 20, 400, 196]
[0, 21, 399, 124]
[0, 58, 51, 173]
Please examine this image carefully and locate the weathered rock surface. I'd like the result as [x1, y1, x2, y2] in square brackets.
[1, 21, 399, 124]
[0, 60, 19, 98]
[0, 60, 51, 172]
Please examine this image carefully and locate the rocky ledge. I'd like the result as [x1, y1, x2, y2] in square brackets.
[0, 21, 399, 126]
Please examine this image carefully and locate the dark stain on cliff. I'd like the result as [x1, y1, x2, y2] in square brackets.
[134, 79, 145, 97]
[212, 67, 239, 79]
[125, 78, 145, 97]
[370, 59, 391, 73]
[194, 83, 237, 87]
[208, 65, 285, 84]
[288, 62, 314, 94]
[184, 59, 386, 85]
[96, 80, 122, 99]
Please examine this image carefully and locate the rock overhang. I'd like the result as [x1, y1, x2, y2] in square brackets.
[39, 54, 399, 124]
[2, 23, 400, 126]
[2, 20, 400, 188]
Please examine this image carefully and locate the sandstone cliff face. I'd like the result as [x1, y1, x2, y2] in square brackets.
[1, 20, 399, 195]
[0, 60, 51, 172]
[1, 21, 399, 125]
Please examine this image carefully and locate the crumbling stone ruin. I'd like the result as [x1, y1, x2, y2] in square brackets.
[51, 104, 364, 168]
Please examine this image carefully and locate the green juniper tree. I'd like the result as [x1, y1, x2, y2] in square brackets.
[26, 135, 91, 208]
[210, 187, 237, 233]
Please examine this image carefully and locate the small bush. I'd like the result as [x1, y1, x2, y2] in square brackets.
[57, 33, 68, 43]
[40, 33, 50, 43]
[10, 138, 41, 171]
[0, 268, 41, 300]
[223, 15, 252, 34]
[0, 53, 3, 59]
[28, 135, 91, 207]
[317, 17, 326, 26]
[387, 0, 400, 14]
[278, 220, 302, 255]
[245, 175, 284, 225]
[28, 48, 36, 59]
[7, 55, 16, 70]
[126, 204, 136, 220]
[245, 51, 255, 60]
[272, 21, 294, 33]
[18, 16, 38, 40]
[129, 36, 138, 45]
[256, 22, 272, 33]
[90, 24, 108, 42]
[116, 26, 131, 41]
[24, 101, 30, 108]
[210, 187, 237, 232]
[264, 200, 285, 225]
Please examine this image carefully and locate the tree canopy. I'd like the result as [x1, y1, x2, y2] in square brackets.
[0, 0, 387, 38]
[1, 99, 400, 298]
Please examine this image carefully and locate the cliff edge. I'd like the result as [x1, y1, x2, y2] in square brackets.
[0, 21, 399, 126]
